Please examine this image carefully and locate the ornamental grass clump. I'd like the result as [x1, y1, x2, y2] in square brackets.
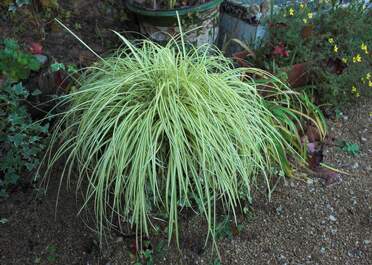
[43, 33, 312, 248]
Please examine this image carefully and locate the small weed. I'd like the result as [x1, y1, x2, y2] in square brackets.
[211, 258, 221, 265]
[335, 108, 342, 120]
[154, 240, 167, 258]
[215, 216, 243, 240]
[46, 244, 57, 263]
[50, 62, 78, 74]
[133, 239, 167, 265]
[339, 141, 360, 156]
[50, 62, 65, 72]
[0, 38, 41, 81]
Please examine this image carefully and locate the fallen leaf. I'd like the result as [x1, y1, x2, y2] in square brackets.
[308, 147, 324, 170]
[315, 167, 342, 186]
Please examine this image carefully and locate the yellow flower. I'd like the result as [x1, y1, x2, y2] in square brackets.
[308, 13, 313, 19]
[300, 3, 304, 9]
[352, 85, 360, 97]
[369, 80, 372, 87]
[370, 112, 372, 117]
[367, 73, 371, 80]
[333, 45, 338, 53]
[361, 43, 368, 54]
[352, 54, 362, 63]
[341, 57, 348, 64]
[328, 38, 334, 44]
[289, 8, 295, 16]
[361, 77, 366, 83]
[303, 18, 308, 23]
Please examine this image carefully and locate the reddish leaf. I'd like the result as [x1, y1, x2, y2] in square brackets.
[129, 240, 137, 255]
[308, 148, 324, 170]
[29, 42, 43, 55]
[284, 63, 309, 88]
[315, 167, 342, 186]
[54, 71, 69, 90]
[232, 50, 255, 67]
[231, 223, 240, 237]
[301, 24, 315, 39]
[272, 43, 289, 57]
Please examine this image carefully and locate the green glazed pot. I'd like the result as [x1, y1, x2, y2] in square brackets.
[126, 0, 223, 46]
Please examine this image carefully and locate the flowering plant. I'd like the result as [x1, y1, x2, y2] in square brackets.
[308, 0, 372, 105]
[241, 0, 371, 107]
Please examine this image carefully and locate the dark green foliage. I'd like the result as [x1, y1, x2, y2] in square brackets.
[340, 141, 360, 156]
[252, 1, 372, 107]
[0, 38, 41, 81]
[0, 39, 48, 197]
[0, 82, 48, 197]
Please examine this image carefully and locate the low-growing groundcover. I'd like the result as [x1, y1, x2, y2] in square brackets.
[41, 33, 325, 253]
[0, 39, 49, 198]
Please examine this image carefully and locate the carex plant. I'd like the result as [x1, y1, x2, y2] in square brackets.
[41, 31, 325, 251]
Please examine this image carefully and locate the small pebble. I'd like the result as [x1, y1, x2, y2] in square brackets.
[347, 248, 362, 257]
[307, 178, 314, 185]
[115, 237, 123, 243]
[320, 247, 326, 254]
[352, 162, 359, 169]
[276, 206, 283, 215]
[329, 215, 337, 222]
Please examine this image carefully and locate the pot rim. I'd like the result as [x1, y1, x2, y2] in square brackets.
[126, 0, 223, 17]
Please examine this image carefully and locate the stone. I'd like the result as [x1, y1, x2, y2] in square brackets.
[329, 215, 337, 222]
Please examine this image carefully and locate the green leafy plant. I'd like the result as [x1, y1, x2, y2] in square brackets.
[235, 1, 371, 107]
[340, 141, 360, 156]
[215, 215, 243, 240]
[0, 82, 49, 197]
[0, 38, 41, 81]
[309, 0, 372, 106]
[42, 32, 324, 252]
[0, 39, 48, 197]
[46, 244, 57, 263]
[50, 62, 65, 73]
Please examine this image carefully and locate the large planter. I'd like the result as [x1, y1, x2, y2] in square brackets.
[126, 0, 223, 46]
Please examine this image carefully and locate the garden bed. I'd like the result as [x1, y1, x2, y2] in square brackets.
[0, 1, 371, 265]
[0, 98, 370, 264]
